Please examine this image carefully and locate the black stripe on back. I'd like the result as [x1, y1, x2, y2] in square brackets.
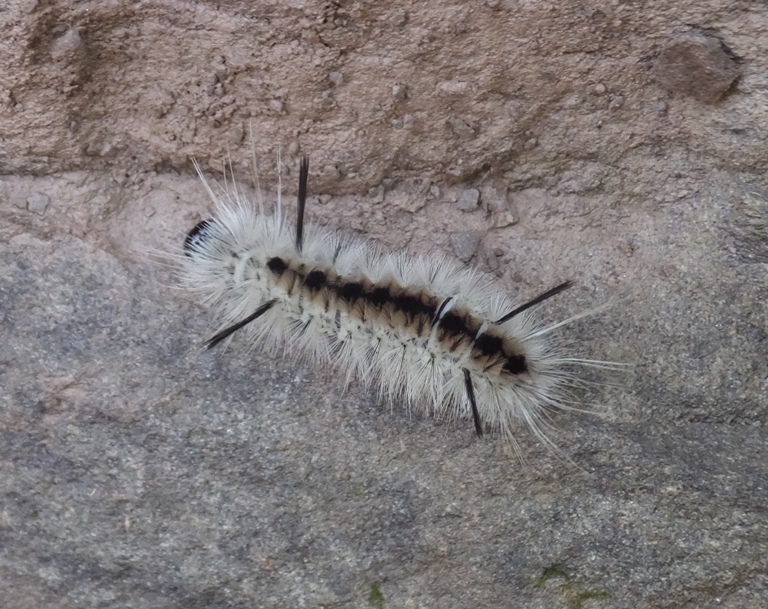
[390, 293, 433, 319]
[367, 286, 392, 308]
[439, 311, 466, 336]
[339, 281, 365, 303]
[502, 355, 527, 375]
[267, 257, 288, 276]
[474, 334, 503, 357]
[304, 270, 327, 291]
[268, 262, 527, 373]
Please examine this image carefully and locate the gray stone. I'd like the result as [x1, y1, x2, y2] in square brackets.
[449, 230, 480, 261]
[446, 115, 476, 138]
[490, 211, 517, 228]
[480, 180, 509, 213]
[50, 27, 86, 62]
[391, 82, 407, 101]
[26, 192, 49, 214]
[457, 188, 480, 211]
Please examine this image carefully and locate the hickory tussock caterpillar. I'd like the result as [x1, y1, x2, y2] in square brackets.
[181, 157, 611, 454]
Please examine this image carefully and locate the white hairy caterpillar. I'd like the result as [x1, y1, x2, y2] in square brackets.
[181, 157, 611, 453]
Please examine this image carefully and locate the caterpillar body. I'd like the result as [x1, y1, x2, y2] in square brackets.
[182, 158, 602, 452]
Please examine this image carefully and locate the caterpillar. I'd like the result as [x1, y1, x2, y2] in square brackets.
[181, 157, 609, 453]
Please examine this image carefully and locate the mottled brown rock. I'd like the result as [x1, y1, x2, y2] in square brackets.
[653, 32, 741, 103]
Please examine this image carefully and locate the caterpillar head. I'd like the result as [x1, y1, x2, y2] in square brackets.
[184, 219, 216, 257]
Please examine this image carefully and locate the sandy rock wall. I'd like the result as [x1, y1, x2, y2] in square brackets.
[1, 1, 761, 191]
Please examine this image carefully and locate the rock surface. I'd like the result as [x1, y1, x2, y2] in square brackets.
[2, 1, 767, 608]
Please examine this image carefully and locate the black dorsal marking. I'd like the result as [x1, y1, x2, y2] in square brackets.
[267, 257, 288, 276]
[474, 334, 503, 357]
[391, 293, 433, 319]
[502, 355, 527, 375]
[339, 281, 365, 303]
[304, 270, 327, 291]
[366, 286, 392, 308]
[438, 311, 466, 336]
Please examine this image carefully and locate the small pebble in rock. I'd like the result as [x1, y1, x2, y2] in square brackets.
[449, 231, 480, 262]
[491, 212, 518, 228]
[387, 8, 408, 27]
[524, 137, 538, 150]
[367, 185, 385, 204]
[457, 188, 480, 211]
[51, 27, 86, 62]
[27, 193, 50, 215]
[391, 83, 407, 101]
[447, 115, 475, 138]
[608, 94, 625, 111]
[480, 180, 509, 213]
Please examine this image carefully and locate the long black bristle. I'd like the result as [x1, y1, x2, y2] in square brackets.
[207, 299, 278, 350]
[432, 296, 453, 326]
[463, 369, 483, 437]
[494, 281, 573, 325]
[295, 157, 309, 253]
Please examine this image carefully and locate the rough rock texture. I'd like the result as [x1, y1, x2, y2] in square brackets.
[2, 1, 767, 608]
